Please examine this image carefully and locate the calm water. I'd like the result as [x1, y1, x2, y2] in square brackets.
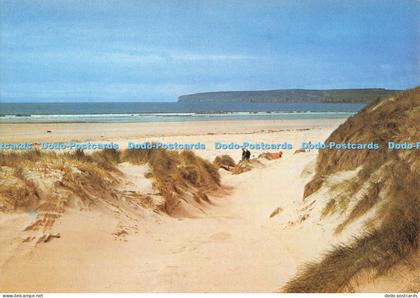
[0, 102, 366, 123]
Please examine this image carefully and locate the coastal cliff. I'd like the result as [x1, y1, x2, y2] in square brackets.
[178, 89, 398, 103]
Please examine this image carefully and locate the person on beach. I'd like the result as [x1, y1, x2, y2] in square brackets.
[270, 151, 282, 159]
[245, 149, 251, 161]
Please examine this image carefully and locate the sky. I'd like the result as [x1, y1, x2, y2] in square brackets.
[0, 0, 419, 102]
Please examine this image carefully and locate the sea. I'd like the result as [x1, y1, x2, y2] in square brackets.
[0, 102, 366, 123]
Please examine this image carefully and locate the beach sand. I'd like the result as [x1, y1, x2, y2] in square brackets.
[0, 117, 373, 292]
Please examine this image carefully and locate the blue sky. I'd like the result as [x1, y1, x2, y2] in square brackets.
[0, 0, 418, 102]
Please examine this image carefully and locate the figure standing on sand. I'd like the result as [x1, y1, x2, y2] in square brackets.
[245, 149, 251, 161]
[241, 148, 251, 161]
[306, 141, 312, 152]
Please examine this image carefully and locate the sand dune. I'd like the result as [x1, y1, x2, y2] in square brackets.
[2, 113, 414, 292]
[283, 87, 420, 293]
[0, 120, 354, 292]
[0, 152, 319, 292]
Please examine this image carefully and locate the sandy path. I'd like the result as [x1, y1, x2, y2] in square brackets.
[0, 119, 345, 292]
[0, 151, 329, 292]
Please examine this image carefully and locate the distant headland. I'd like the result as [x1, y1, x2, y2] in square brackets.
[178, 88, 399, 103]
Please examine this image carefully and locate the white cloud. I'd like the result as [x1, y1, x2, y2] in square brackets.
[0, 80, 258, 101]
[1, 45, 261, 65]
[0, 82, 200, 100]
[98, 47, 261, 64]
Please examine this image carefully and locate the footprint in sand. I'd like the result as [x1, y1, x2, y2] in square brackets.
[209, 232, 231, 241]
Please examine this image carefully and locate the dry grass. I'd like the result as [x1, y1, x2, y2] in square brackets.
[335, 181, 383, 234]
[68, 147, 222, 214]
[0, 149, 45, 167]
[0, 179, 39, 212]
[284, 87, 420, 292]
[304, 88, 418, 198]
[122, 147, 155, 165]
[213, 154, 236, 169]
[0, 147, 221, 217]
[0, 149, 122, 234]
[284, 159, 419, 293]
[320, 198, 337, 218]
[142, 149, 220, 213]
[258, 152, 275, 160]
[320, 176, 365, 219]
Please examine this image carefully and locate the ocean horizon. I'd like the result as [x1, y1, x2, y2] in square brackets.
[0, 102, 365, 123]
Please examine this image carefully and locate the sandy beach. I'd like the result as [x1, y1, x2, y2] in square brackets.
[0, 118, 347, 292]
[0, 118, 344, 160]
[0, 115, 418, 293]
[1, 0, 418, 294]
[0, 118, 343, 142]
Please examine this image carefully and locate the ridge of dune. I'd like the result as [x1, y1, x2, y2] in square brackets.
[0, 122, 349, 292]
[3, 108, 413, 292]
[283, 87, 420, 293]
[0, 149, 332, 292]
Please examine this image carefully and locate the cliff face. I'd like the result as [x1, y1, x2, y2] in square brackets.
[284, 87, 420, 293]
[178, 89, 398, 103]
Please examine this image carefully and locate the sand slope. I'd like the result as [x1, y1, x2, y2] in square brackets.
[0, 119, 365, 292]
[0, 152, 354, 292]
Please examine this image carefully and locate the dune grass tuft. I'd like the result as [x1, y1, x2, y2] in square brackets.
[284, 87, 420, 292]
[284, 159, 419, 293]
[213, 155, 236, 169]
[0, 147, 221, 216]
